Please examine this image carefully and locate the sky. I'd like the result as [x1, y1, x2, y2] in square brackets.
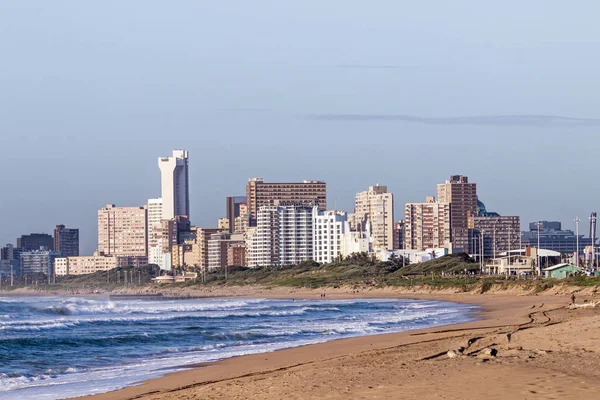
[1, 1, 600, 255]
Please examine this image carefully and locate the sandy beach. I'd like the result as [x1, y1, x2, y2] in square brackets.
[61, 286, 600, 400]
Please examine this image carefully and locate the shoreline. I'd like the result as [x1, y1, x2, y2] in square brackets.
[71, 290, 582, 400]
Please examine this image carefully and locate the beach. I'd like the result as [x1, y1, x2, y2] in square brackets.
[68, 287, 600, 400]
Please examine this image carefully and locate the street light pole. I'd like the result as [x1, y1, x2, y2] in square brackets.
[537, 221, 542, 275]
[575, 217, 580, 268]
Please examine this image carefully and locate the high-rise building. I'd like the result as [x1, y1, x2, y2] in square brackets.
[404, 196, 452, 250]
[226, 196, 247, 233]
[190, 228, 228, 270]
[53, 225, 79, 257]
[158, 150, 189, 220]
[468, 215, 521, 258]
[17, 233, 54, 251]
[218, 218, 230, 231]
[245, 178, 326, 223]
[147, 198, 163, 266]
[97, 204, 148, 257]
[20, 250, 62, 277]
[247, 205, 314, 267]
[350, 185, 394, 251]
[313, 208, 347, 264]
[437, 175, 477, 252]
[207, 233, 246, 270]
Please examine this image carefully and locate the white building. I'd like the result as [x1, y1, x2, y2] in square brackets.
[158, 150, 189, 220]
[147, 198, 163, 266]
[313, 208, 347, 264]
[350, 185, 394, 251]
[247, 205, 314, 267]
[341, 221, 372, 257]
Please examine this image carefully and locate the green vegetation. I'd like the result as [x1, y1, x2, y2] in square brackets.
[2, 254, 600, 293]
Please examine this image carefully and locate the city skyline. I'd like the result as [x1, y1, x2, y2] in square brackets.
[1, 148, 598, 256]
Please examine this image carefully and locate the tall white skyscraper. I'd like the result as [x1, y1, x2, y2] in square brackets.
[147, 198, 163, 266]
[158, 150, 190, 220]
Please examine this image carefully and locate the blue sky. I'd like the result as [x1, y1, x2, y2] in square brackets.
[1, 1, 599, 254]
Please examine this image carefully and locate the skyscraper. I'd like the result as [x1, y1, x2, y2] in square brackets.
[350, 185, 394, 251]
[437, 175, 478, 252]
[147, 198, 163, 266]
[158, 150, 190, 220]
[404, 196, 451, 250]
[97, 204, 148, 257]
[245, 178, 326, 224]
[53, 225, 79, 257]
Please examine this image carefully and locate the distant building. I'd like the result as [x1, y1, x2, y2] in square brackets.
[404, 196, 451, 251]
[158, 150, 189, 220]
[247, 205, 314, 267]
[521, 221, 595, 254]
[55, 252, 147, 276]
[97, 204, 148, 257]
[147, 198, 163, 264]
[207, 233, 246, 270]
[53, 225, 79, 257]
[245, 178, 326, 224]
[17, 233, 54, 251]
[20, 250, 62, 276]
[393, 221, 405, 250]
[437, 175, 478, 253]
[190, 228, 228, 270]
[350, 185, 394, 251]
[313, 208, 347, 264]
[341, 221, 372, 256]
[226, 196, 247, 233]
[468, 215, 521, 258]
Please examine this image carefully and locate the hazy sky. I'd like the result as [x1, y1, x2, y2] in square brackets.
[1, 1, 600, 254]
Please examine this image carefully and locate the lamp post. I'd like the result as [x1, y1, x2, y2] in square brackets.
[537, 221, 542, 275]
[575, 217, 580, 268]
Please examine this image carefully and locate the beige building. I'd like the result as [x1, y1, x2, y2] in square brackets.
[97, 204, 148, 256]
[246, 178, 326, 223]
[207, 233, 246, 270]
[437, 175, 477, 252]
[190, 228, 228, 270]
[350, 185, 394, 251]
[404, 196, 452, 251]
[54, 252, 148, 276]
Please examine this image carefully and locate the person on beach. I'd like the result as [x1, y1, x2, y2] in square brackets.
[571, 293, 576, 304]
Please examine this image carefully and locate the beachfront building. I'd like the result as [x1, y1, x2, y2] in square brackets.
[158, 150, 190, 220]
[313, 208, 347, 264]
[404, 197, 452, 251]
[437, 175, 478, 253]
[54, 252, 148, 276]
[341, 221, 372, 257]
[207, 232, 246, 270]
[226, 196, 247, 233]
[245, 178, 326, 224]
[20, 250, 62, 277]
[97, 204, 148, 257]
[247, 205, 314, 267]
[349, 185, 394, 251]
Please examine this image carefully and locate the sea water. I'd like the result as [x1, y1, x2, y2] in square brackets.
[0, 296, 477, 399]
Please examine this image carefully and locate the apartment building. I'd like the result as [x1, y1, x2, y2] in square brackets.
[247, 205, 314, 267]
[245, 178, 326, 223]
[313, 208, 347, 264]
[468, 215, 521, 258]
[350, 185, 394, 251]
[437, 175, 478, 252]
[158, 150, 189, 220]
[97, 204, 148, 256]
[53, 225, 79, 257]
[404, 196, 452, 250]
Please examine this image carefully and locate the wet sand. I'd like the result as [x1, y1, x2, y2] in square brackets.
[72, 289, 600, 400]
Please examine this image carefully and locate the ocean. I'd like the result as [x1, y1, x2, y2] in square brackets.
[0, 296, 477, 399]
